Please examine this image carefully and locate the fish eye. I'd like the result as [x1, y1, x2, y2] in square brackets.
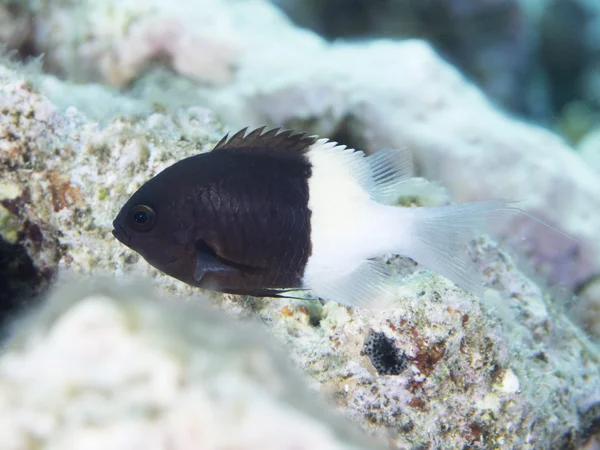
[129, 205, 156, 231]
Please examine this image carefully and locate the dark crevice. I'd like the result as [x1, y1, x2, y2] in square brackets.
[580, 402, 600, 445]
[329, 114, 368, 153]
[362, 329, 408, 376]
[0, 236, 52, 340]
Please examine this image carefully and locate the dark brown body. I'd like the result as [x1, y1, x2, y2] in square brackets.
[112, 128, 315, 297]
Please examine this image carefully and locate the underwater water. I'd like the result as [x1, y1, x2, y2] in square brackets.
[0, 0, 600, 449]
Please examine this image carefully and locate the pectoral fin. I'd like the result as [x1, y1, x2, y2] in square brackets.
[194, 240, 239, 282]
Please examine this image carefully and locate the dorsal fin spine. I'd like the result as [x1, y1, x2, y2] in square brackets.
[212, 126, 317, 156]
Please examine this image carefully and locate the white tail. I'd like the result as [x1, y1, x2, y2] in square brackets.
[398, 200, 515, 296]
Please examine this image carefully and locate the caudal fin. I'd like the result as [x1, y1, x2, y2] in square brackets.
[400, 200, 515, 297]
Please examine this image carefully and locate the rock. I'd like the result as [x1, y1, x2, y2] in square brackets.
[256, 235, 600, 449]
[0, 278, 378, 450]
[270, 0, 537, 118]
[17, 0, 312, 88]
[0, 0, 243, 87]
[1, 1, 600, 446]
[572, 277, 600, 340]
[579, 129, 600, 176]
[1, 58, 599, 446]
[0, 59, 225, 324]
[5, 0, 599, 295]
[268, 0, 600, 137]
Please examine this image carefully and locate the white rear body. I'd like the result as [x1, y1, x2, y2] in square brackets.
[302, 139, 510, 308]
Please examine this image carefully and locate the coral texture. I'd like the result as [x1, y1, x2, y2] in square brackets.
[0, 279, 378, 450]
[28, 0, 242, 86]
[271, 0, 535, 116]
[0, 0, 599, 447]
[1, 60, 599, 448]
[579, 129, 600, 176]
[4, 0, 598, 295]
[19, 0, 591, 295]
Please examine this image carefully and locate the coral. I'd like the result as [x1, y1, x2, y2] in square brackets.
[0, 278, 379, 450]
[268, 237, 600, 449]
[572, 277, 600, 340]
[268, 0, 600, 129]
[2, 37, 600, 448]
[100, 17, 240, 87]
[271, 0, 536, 117]
[0, 0, 600, 446]
[0, 59, 224, 325]
[579, 129, 600, 176]
[21, 0, 586, 294]
[29, 0, 242, 87]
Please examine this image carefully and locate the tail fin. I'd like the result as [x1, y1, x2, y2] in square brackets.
[401, 200, 515, 297]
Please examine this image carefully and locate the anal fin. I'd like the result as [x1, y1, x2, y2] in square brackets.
[309, 260, 397, 309]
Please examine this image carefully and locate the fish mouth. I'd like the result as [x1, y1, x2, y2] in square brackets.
[111, 221, 131, 245]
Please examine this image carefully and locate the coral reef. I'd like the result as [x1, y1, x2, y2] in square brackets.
[271, 0, 537, 117]
[0, 0, 600, 447]
[3, 0, 597, 297]
[257, 236, 600, 448]
[0, 59, 225, 323]
[1, 59, 599, 448]
[0, 279, 378, 450]
[7, 0, 242, 87]
[269, 0, 600, 139]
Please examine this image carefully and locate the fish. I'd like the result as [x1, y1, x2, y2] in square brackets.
[112, 126, 517, 309]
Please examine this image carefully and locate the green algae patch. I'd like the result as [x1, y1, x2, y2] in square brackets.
[0, 204, 21, 244]
[0, 181, 23, 243]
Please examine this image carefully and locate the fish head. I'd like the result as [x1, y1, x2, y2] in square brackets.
[112, 176, 193, 272]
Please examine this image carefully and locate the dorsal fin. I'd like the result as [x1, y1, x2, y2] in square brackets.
[307, 139, 415, 204]
[212, 126, 317, 159]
